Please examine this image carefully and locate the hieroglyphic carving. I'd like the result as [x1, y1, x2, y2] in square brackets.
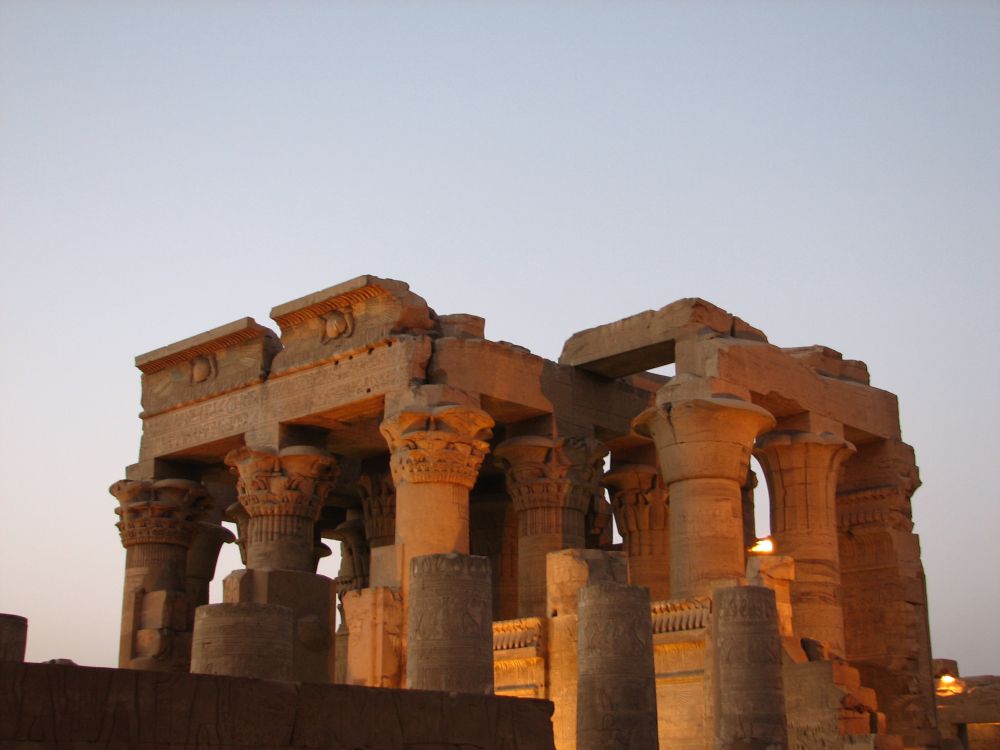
[492, 617, 543, 651]
[381, 405, 494, 488]
[406, 553, 493, 694]
[576, 582, 658, 750]
[712, 585, 788, 750]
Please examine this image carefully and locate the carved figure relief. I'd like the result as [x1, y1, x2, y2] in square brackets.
[189, 354, 217, 384]
[321, 306, 355, 343]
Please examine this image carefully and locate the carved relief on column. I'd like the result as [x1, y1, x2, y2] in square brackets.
[380, 405, 494, 489]
[494, 436, 608, 617]
[634, 389, 775, 600]
[358, 472, 396, 548]
[755, 430, 855, 657]
[224, 445, 338, 572]
[406, 553, 494, 694]
[712, 585, 788, 750]
[603, 464, 670, 601]
[110, 478, 212, 671]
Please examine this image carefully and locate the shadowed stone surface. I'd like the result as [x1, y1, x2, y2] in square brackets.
[0, 661, 555, 750]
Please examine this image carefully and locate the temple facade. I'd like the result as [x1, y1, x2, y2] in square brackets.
[38, 275, 958, 748]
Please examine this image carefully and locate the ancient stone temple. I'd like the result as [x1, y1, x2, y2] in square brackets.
[4, 274, 975, 750]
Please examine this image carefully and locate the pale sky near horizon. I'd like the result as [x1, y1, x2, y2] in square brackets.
[1, 1, 998, 675]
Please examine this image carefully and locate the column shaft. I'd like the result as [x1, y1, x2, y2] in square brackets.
[756, 431, 854, 656]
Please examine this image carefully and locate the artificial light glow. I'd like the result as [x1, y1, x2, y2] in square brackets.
[939, 674, 956, 685]
[749, 538, 775, 554]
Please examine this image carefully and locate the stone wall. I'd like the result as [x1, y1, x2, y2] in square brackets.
[0, 662, 555, 750]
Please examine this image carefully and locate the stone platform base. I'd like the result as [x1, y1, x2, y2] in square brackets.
[0, 662, 555, 750]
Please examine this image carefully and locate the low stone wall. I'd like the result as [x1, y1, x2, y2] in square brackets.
[0, 662, 555, 750]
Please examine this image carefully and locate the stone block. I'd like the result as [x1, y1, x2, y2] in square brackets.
[269, 275, 434, 377]
[0, 614, 27, 662]
[136, 317, 280, 417]
[191, 602, 294, 681]
[342, 586, 403, 688]
[546, 549, 626, 618]
[139, 589, 187, 631]
[223, 568, 336, 684]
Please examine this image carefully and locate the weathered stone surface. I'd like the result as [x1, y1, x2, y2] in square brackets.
[0, 661, 556, 750]
[225, 445, 338, 572]
[756, 430, 855, 656]
[0, 614, 27, 662]
[577, 583, 658, 750]
[136, 317, 281, 418]
[342, 586, 403, 688]
[223, 568, 337, 684]
[635, 384, 775, 599]
[546, 550, 627, 750]
[496, 436, 607, 618]
[407, 553, 494, 694]
[712, 585, 788, 750]
[604, 463, 670, 601]
[191, 602, 294, 680]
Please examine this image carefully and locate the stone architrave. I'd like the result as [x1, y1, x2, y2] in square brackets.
[190, 602, 294, 681]
[224, 445, 338, 572]
[110, 478, 211, 671]
[379, 391, 494, 594]
[634, 383, 775, 600]
[494, 436, 607, 618]
[577, 582, 658, 750]
[604, 464, 670, 601]
[712, 585, 788, 750]
[0, 614, 27, 662]
[755, 430, 855, 657]
[406, 553, 493, 694]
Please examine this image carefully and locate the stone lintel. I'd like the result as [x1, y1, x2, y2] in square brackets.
[270, 275, 412, 332]
[430, 337, 651, 451]
[268, 277, 434, 378]
[135, 318, 279, 375]
[559, 298, 767, 378]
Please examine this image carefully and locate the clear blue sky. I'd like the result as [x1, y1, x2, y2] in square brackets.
[1, 1, 998, 674]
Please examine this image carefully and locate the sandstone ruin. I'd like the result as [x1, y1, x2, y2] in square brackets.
[2, 274, 998, 750]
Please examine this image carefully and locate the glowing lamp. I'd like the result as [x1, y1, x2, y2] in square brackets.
[749, 538, 775, 554]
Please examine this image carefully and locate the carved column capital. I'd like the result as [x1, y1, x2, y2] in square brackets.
[380, 405, 494, 488]
[633, 396, 775, 484]
[224, 445, 338, 520]
[603, 464, 669, 535]
[111, 478, 211, 548]
[494, 435, 607, 515]
[357, 472, 396, 547]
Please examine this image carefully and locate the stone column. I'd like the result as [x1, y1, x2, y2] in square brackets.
[406, 553, 493, 694]
[634, 387, 775, 600]
[546, 549, 628, 750]
[577, 582, 658, 750]
[224, 445, 338, 571]
[186, 522, 236, 612]
[604, 464, 670, 601]
[712, 585, 788, 750]
[110, 478, 211, 671]
[0, 614, 27, 662]
[222, 445, 340, 684]
[358, 471, 397, 588]
[755, 430, 855, 656]
[190, 602, 294, 680]
[495, 436, 607, 618]
[379, 393, 494, 595]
